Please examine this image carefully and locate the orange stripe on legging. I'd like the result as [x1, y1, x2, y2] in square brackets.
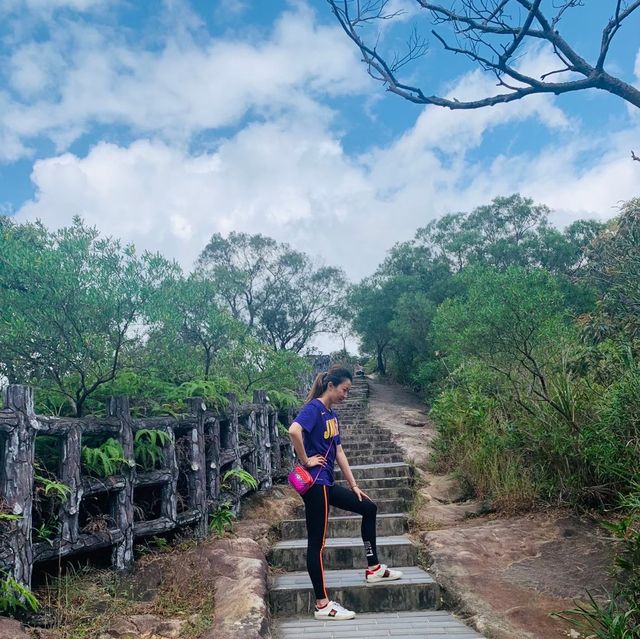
[319, 485, 329, 599]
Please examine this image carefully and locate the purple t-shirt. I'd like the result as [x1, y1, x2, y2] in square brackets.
[295, 399, 342, 486]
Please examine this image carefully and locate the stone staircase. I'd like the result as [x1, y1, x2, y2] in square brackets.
[269, 378, 485, 638]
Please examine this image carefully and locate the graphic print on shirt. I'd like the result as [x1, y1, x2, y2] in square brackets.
[323, 417, 339, 439]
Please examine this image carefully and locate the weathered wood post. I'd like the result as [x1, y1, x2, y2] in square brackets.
[1, 385, 37, 587]
[59, 424, 82, 546]
[186, 398, 208, 537]
[253, 390, 273, 489]
[108, 396, 135, 570]
[224, 393, 243, 513]
[267, 408, 282, 479]
[204, 415, 221, 503]
[162, 424, 179, 523]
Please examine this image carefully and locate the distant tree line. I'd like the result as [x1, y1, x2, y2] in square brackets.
[0, 218, 348, 417]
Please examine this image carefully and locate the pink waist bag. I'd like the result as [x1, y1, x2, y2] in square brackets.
[288, 440, 335, 495]
[287, 465, 315, 495]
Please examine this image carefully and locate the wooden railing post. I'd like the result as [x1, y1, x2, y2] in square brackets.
[59, 425, 82, 545]
[2, 385, 36, 588]
[204, 414, 221, 503]
[268, 408, 282, 478]
[224, 394, 242, 512]
[187, 398, 208, 537]
[253, 390, 272, 489]
[108, 396, 135, 570]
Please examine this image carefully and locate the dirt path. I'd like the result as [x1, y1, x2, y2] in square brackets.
[367, 376, 616, 639]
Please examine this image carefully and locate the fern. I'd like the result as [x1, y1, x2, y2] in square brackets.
[266, 389, 299, 409]
[221, 468, 258, 492]
[34, 474, 71, 502]
[82, 438, 126, 477]
[134, 429, 169, 471]
[172, 379, 232, 411]
[209, 502, 235, 535]
[0, 571, 39, 614]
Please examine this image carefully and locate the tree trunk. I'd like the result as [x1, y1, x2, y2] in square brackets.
[377, 346, 387, 376]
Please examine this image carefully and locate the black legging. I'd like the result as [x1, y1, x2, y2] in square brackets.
[302, 483, 379, 600]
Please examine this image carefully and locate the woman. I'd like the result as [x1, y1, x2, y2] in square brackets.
[288, 366, 402, 621]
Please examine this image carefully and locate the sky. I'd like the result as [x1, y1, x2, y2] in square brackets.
[1, 0, 639, 286]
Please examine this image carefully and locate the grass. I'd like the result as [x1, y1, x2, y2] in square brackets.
[31, 550, 215, 639]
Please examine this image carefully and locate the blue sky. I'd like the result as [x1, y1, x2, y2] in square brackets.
[1, 0, 639, 281]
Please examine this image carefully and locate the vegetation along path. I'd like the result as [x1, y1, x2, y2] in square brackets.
[268, 377, 484, 638]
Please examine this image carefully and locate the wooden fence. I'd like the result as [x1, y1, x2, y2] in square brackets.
[0, 385, 296, 589]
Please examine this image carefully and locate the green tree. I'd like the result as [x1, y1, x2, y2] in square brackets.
[218, 336, 309, 396]
[584, 198, 640, 343]
[434, 266, 579, 427]
[0, 217, 177, 416]
[147, 275, 244, 380]
[416, 194, 602, 275]
[350, 276, 404, 374]
[196, 232, 347, 352]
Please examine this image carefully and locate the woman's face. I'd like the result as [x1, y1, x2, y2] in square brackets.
[329, 379, 352, 404]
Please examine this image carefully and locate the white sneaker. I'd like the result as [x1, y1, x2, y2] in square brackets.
[313, 600, 356, 620]
[365, 563, 403, 583]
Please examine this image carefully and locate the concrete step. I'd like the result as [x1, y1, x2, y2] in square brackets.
[344, 453, 405, 465]
[354, 486, 413, 502]
[334, 476, 412, 490]
[273, 610, 485, 638]
[270, 566, 438, 617]
[294, 497, 408, 518]
[269, 535, 418, 572]
[279, 513, 408, 540]
[340, 430, 394, 438]
[341, 443, 400, 454]
[335, 462, 413, 480]
[340, 431, 394, 445]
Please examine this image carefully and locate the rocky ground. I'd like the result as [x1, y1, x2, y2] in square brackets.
[367, 376, 617, 639]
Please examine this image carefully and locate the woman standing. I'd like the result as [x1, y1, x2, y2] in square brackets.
[288, 366, 402, 621]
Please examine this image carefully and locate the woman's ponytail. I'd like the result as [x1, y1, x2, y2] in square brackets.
[305, 366, 353, 402]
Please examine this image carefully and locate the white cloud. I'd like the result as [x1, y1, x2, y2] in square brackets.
[0, 4, 370, 161]
[16, 118, 374, 270]
[15, 101, 640, 283]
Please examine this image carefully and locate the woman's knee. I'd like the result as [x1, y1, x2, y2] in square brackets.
[363, 499, 377, 517]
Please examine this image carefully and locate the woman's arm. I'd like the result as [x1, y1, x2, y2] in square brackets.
[335, 444, 370, 502]
[288, 422, 326, 468]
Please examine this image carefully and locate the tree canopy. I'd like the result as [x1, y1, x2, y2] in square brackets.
[0, 217, 177, 416]
[195, 232, 348, 352]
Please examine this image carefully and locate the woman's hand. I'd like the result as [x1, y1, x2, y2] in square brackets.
[305, 454, 327, 468]
[351, 485, 370, 502]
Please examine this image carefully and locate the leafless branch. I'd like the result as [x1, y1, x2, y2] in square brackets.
[326, 0, 640, 110]
[632, 150, 640, 162]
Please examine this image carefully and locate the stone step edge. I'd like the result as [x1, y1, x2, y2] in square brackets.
[270, 565, 434, 590]
[273, 611, 485, 638]
[272, 534, 416, 551]
[337, 462, 411, 471]
[282, 512, 407, 526]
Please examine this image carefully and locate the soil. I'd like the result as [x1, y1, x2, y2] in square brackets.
[367, 375, 617, 639]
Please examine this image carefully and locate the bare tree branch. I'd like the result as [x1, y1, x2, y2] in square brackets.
[327, 0, 640, 110]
